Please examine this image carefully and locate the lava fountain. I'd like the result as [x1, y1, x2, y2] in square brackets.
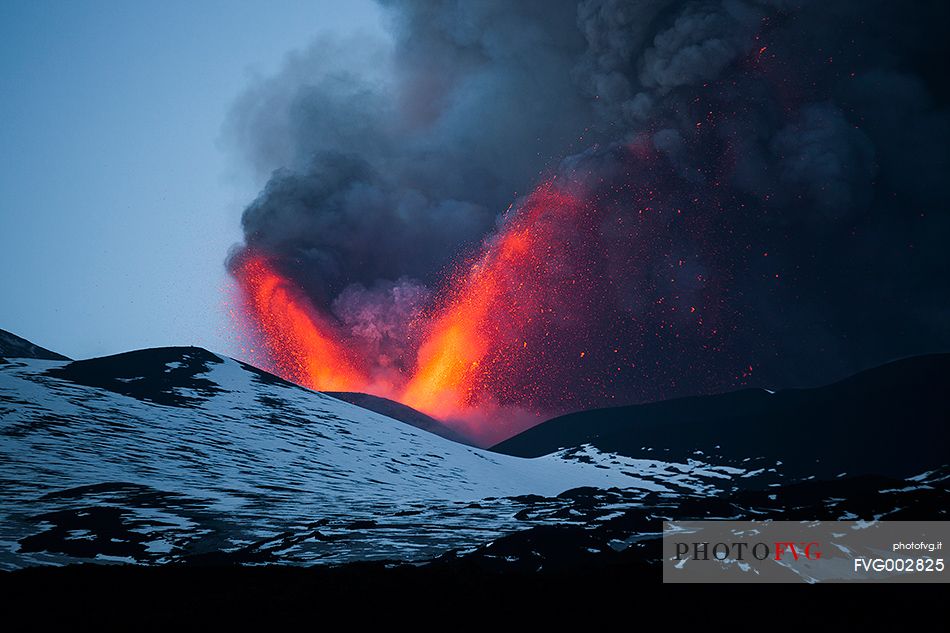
[231, 166, 725, 446]
[231, 177, 599, 444]
[400, 178, 596, 440]
[232, 254, 368, 392]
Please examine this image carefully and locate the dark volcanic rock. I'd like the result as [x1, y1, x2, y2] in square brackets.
[0, 329, 69, 361]
[491, 354, 950, 479]
[437, 467, 949, 574]
[324, 391, 473, 445]
[45, 347, 224, 407]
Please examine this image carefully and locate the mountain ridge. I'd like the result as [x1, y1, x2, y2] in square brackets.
[491, 353, 950, 479]
[1, 344, 755, 569]
[0, 328, 70, 361]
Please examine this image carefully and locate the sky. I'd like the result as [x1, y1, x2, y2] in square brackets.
[0, 0, 384, 359]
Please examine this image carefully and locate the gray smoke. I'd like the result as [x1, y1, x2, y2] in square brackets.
[227, 0, 950, 399]
[331, 277, 430, 381]
[228, 1, 595, 302]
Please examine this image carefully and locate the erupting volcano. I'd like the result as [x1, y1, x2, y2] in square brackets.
[231, 176, 607, 441]
[233, 178, 598, 443]
[221, 0, 950, 447]
[232, 170, 733, 446]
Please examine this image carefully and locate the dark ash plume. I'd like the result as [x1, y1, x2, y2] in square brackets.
[227, 0, 950, 405]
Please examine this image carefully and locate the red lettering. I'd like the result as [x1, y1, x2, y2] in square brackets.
[774, 542, 799, 561]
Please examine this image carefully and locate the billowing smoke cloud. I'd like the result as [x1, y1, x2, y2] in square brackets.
[770, 102, 876, 220]
[331, 276, 430, 388]
[227, 0, 950, 421]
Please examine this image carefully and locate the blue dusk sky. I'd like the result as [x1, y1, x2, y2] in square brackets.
[0, 0, 384, 359]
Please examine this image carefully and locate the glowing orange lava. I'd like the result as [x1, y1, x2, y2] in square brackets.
[233, 179, 593, 444]
[400, 180, 588, 434]
[233, 254, 368, 392]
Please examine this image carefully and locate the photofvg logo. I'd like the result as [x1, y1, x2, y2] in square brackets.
[663, 521, 949, 583]
[673, 539, 823, 564]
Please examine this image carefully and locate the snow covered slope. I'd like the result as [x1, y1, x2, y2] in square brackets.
[0, 347, 748, 569]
